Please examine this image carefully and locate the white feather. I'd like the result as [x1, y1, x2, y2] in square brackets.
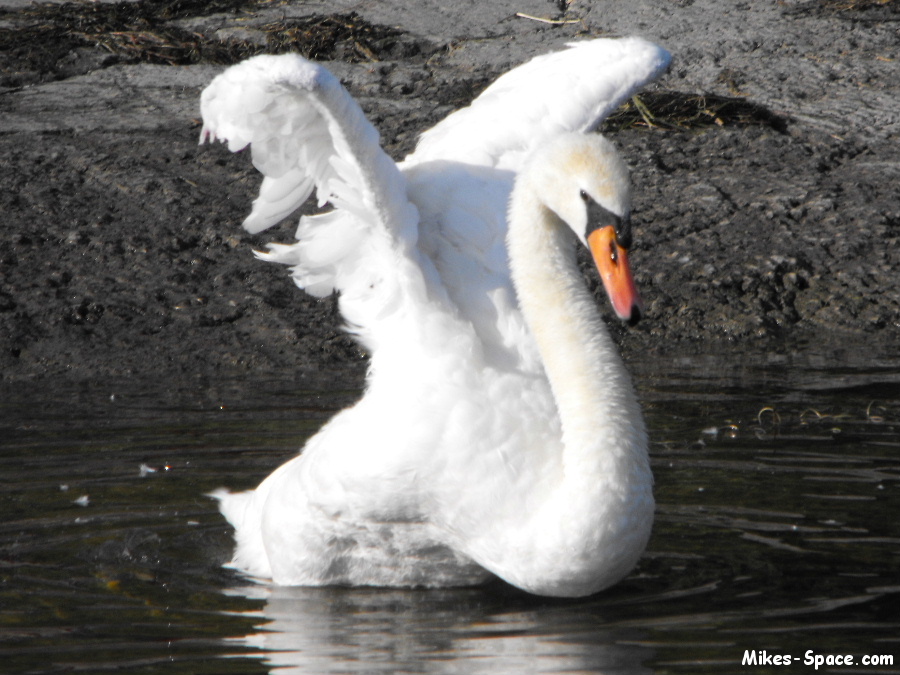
[412, 37, 671, 168]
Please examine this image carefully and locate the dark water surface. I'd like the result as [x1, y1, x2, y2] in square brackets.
[2, 349, 899, 674]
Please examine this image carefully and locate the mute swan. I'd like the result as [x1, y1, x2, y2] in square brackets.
[202, 37, 671, 598]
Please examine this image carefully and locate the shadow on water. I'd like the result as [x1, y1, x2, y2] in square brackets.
[1, 347, 899, 674]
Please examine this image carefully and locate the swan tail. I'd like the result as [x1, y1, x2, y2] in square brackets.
[209, 488, 272, 579]
[411, 37, 672, 168]
[200, 53, 421, 302]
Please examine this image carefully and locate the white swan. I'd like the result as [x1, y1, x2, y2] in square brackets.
[201, 37, 671, 598]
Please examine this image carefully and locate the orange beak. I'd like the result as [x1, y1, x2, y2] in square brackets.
[587, 225, 643, 324]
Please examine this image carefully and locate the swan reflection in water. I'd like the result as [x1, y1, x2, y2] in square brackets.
[224, 584, 653, 674]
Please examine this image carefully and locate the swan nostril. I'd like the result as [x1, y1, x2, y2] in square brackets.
[609, 241, 619, 264]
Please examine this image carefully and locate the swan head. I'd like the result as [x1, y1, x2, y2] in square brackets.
[526, 133, 643, 324]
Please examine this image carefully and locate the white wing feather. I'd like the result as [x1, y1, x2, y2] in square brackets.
[410, 37, 672, 169]
[200, 54, 420, 314]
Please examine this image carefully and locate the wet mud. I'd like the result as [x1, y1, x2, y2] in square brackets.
[1, 0, 898, 384]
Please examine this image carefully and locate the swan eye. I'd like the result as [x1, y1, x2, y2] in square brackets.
[579, 190, 590, 203]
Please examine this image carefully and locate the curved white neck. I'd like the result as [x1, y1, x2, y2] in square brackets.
[499, 182, 653, 595]
[507, 188, 647, 480]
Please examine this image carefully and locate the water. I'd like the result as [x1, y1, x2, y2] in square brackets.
[2, 349, 899, 674]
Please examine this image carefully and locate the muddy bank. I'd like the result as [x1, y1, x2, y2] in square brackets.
[1, 0, 898, 384]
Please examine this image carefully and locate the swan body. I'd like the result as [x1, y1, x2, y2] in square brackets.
[202, 37, 671, 597]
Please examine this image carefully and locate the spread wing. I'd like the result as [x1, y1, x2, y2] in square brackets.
[200, 54, 421, 309]
[409, 37, 672, 169]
